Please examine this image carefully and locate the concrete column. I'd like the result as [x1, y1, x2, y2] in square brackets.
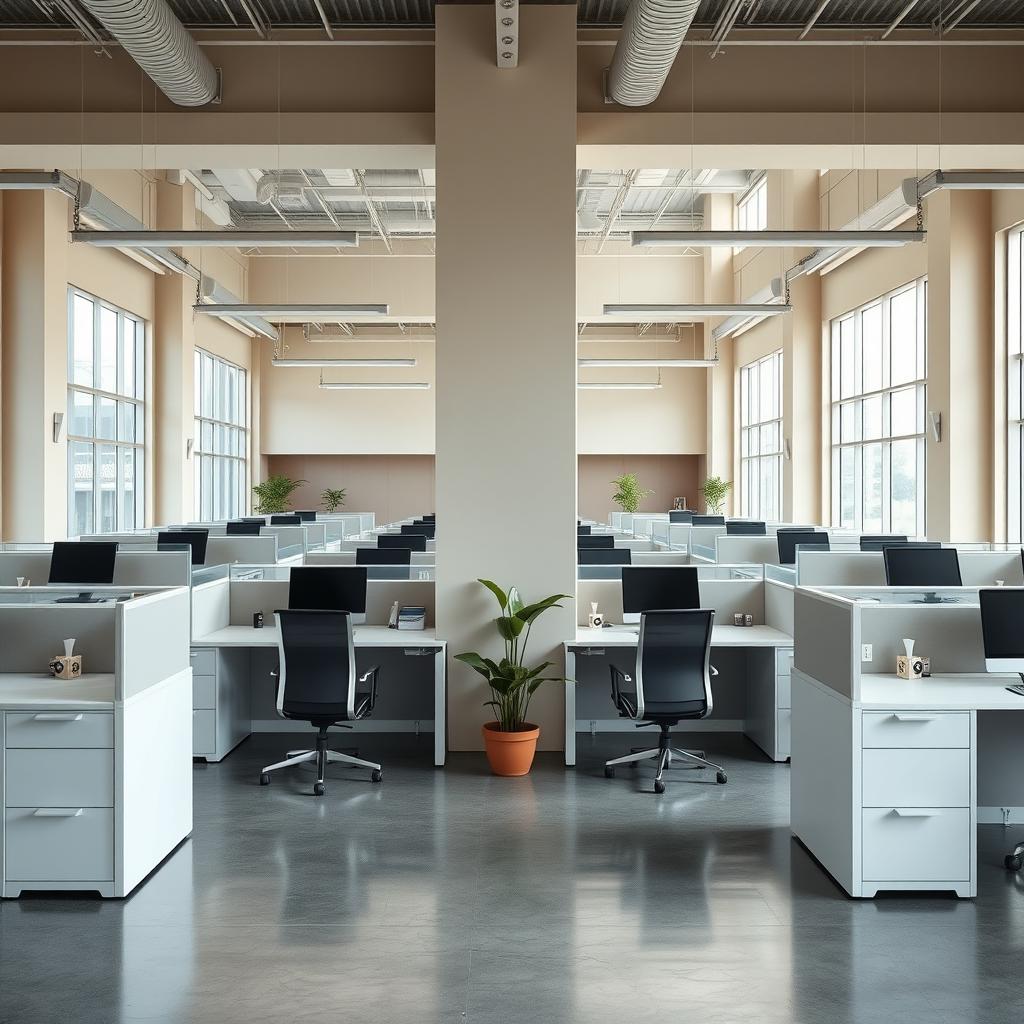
[926, 189, 994, 542]
[435, 3, 577, 750]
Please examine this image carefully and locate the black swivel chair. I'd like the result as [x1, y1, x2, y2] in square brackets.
[259, 610, 383, 795]
[603, 609, 728, 794]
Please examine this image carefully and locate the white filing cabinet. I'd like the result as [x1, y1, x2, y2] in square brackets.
[745, 646, 793, 762]
[190, 647, 253, 762]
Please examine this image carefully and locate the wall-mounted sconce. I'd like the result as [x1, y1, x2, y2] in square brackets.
[186, 438, 194, 460]
[928, 411, 942, 443]
[52, 412, 64, 443]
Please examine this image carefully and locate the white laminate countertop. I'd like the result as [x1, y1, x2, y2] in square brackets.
[0, 673, 115, 709]
[569, 624, 792, 649]
[858, 672, 1024, 711]
[193, 625, 443, 649]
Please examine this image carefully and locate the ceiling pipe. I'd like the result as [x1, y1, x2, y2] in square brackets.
[606, 0, 700, 107]
[77, 0, 218, 107]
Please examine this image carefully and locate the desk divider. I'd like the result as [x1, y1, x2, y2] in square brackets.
[117, 589, 191, 701]
[576, 578, 765, 626]
[306, 551, 435, 567]
[793, 589, 857, 698]
[205, 535, 278, 567]
[192, 577, 231, 636]
[0, 550, 191, 588]
[715, 535, 780, 566]
[0, 602, 118, 674]
[798, 551, 885, 587]
[764, 578, 794, 635]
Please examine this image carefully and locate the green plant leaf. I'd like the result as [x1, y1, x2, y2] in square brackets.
[477, 579, 509, 611]
[507, 586, 524, 616]
[514, 595, 572, 624]
[454, 652, 495, 681]
[495, 615, 525, 640]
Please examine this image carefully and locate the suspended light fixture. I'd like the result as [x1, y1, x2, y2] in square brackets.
[72, 230, 359, 248]
[577, 382, 663, 390]
[602, 303, 791, 318]
[578, 358, 716, 368]
[319, 381, 430, 390]
[631, 230, 924, 248]
[273, 358, 416, 368]
[196, 303, 388, 321]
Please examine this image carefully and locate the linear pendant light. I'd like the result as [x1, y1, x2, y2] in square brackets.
[273, 358, 416, 368]
[577, 382, 663, 390]
[319, 381, 430, 390]
[602, 303, 790, 318]
[578, 358, 716, 368]
[631, 230, 924, 248]
[72, 230, 358, 248]
[196, 303, 388, 320]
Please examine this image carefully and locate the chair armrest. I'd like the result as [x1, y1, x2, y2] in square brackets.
[709, 665, 719, 677]
[359, 665, 381, 707]
[609, 663, 634, 703]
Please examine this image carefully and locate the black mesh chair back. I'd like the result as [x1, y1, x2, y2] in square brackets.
[227, 521, 262, 535]
[669, 511, 693, 523]
[275, 609, 356, 724]
[578, 525, 592, 535]
[635, 609, 715, 721]
[577, 534, 615, 549]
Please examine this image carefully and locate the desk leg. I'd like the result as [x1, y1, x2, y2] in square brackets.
[565, 648, 576, 767]
[434, 649, 446, 767]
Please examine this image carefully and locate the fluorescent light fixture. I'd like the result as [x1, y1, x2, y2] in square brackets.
[319, 381, 431, 390]
[578, 358, 716, 368]
[912, 171, 1024, 201]
[602, 303, 791, 318]
[631, 230, 924, 248]
[196, 303, 388, 321]
[712, 278, 787, 342]
[577, 382, 663, 390]
[273, 358, 416, 368]
[71, 230, 358, 248]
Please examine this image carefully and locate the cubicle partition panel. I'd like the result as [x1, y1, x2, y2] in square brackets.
[688, 526, 727, 562]
[959, 551, 1024, 586]
[306, 551, 435, 568]
[793, 589, 858, 699]
[764, 579, 795, 637]
[262, 526, 308, 562]
[204, 536, 278, 567]
[0, 602, 119, 674]
[650, 521, 690, 552]
[191, 578, 231, 638]
[0, 550, 191, 588]
[629, 514, 669, 539]
[576, 578, 765, 627]
[715, 535, 781, 566]
[116, 589, 191, 700]
[796, 549, 1024, 588]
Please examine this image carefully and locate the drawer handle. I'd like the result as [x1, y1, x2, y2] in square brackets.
[890, 714, 936, 723]
[32, 808, 83, 818]
[31, 713, 84, 722]
[890, 808, 939, 818]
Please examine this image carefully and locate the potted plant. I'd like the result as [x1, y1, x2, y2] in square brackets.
[321, 487, 347, 512]
[700, 476, 732, 515]
[252, 474, 305, 515]
[456, 580, 572, 777]
[611, 472, 652, 514]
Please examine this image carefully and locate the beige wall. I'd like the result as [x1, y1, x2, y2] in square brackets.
[578, 454, 700, 522]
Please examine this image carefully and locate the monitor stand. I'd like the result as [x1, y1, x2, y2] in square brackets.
[1007, 674, 1024, 698]
[913, 592, 955, 605]
[54, 591, 103, 604]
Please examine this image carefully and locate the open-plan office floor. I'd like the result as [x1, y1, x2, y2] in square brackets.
[0, 734, 1020, 1024]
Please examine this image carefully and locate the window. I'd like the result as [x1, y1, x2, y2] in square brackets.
[194, 349, 248, 520]
[739, 350, 783, 521]
[830, 279, 927, 537]
[1010, 227, 1024, 543]
[737, 176, 767, 233]
[67, 289, 145, 537]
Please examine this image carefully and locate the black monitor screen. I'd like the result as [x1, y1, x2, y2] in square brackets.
[288, 566, 367, 613]
[980, 589, 1024, 659]
[378, 533, 427, 552]
[859, 535, 908, 551]
[669, 511, 693, 524]
[578, 547, 632, 565]
[884, 546, 962, 587]
[48, 541, 118, 585]
[777, 530, 829, 565]
[294, 511, 318, 522]
[270, 515, 302, 525]
[242, 517, 267, 523]
[357, 547, 412, 566]
[577, 525, 592, 535]
[692, 515, 725, 526]
[727, 521, 766, 536]
[226, 521, 263, 536]
[577, 534, 615, 549]
[622, 566, 700, 613]
[157, 529, 209, 566]
[401, 524, 435, 538]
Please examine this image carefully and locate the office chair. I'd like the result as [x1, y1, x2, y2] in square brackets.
[259, 610, 383, 795]
[603, 609, 728, 794]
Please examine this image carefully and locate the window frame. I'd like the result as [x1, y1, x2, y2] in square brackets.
[66, 287, 146, 537]
[829, 278, 928, 537]
[737, 175, 768, 233]
[1009, 226, 1024, 544]
[739, 349, 783, 521]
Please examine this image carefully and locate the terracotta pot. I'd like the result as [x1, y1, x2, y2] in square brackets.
[482, 721, 540, 777]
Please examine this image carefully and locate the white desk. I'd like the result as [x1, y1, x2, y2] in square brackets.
[564, 624, 794, 766]
[191, 625, 447, 766]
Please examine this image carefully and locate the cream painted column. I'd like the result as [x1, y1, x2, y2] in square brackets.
[153, 179, 196, 525]
[435, 2, 577, 751]
[703, 193, 735, 514]
[926, 189, 994, 542]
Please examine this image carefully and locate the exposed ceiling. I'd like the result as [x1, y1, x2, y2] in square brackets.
[4, 0, 1024, 33]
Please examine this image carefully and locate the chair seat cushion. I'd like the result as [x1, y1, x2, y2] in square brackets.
[283, 691, 373, 722]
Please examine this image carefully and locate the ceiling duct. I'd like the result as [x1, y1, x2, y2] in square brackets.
[78, 0, 218, 107]
[607, 0, 700, 107]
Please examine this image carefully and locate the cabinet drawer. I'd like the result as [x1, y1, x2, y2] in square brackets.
[776, 709, 791, 754]
[192, 675, 216, 710]
[776, 674, 791, 709]
[5, 711, 113, 749]
[193, 709, 216, 755]
[862, 711, 970, 749]
[189, 648, 217, 676]
[862, 748, 970, 808]
[776, 649, 794, 677]
[862, 807, 971, 882]
[5, 807, 114, 882]
[5, 749, 113, 808]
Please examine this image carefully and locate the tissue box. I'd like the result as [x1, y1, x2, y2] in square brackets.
[896, 654, 925, 680]
[588, 611, 604, 628]
[49, 655, 82, 679]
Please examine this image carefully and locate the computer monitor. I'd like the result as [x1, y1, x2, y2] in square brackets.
[357, 547, 411, 566]
[691, 514, 725, 526]
[241, 517, 267, 523]
[270, 514, 302, 525]
[577, 534, 615, 549]
[859, 534, 908, 551]
[294, 510, 318, 522]
[979, 589, 1024, 679]
[157, 529, 209, 566]
[577, 547, 631, 565]
[226, 521, 263, 536]
[777, 530, 829, 565]
[401, 524, 435, 539]
[378, 533, 427, 552]
[577, 525, 592, 535]
[883, 546, 962, 589]
[48, 541, 118, 601]
[621, 566, 701, 624]
[669, 511, 693, 524]
[288, 566, 367, 623]
[726, 521, 766, 536]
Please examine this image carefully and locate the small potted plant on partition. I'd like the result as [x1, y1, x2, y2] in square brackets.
[610, 472, 652, 532]
[456, 580, 572, 777]
[252, 474, 305, 515]
[321, 487, 347, 512]
[700, 475, 732, 516]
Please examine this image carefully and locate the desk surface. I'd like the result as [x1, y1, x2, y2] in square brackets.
[193, 625, 443, 649]
[569, 624, 792, 649]
[0, 673, 115, 709]
[859, 673, 1024, 711]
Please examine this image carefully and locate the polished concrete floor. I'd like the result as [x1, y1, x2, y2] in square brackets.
[2, 733, 1024, 1024]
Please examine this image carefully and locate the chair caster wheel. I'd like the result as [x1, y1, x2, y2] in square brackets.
[371, 769, 383, 783]
[259, 773, 270, 786]
[654, 779, 666, 794]
[1005, 853, 1023, 872]
[313, 782, 325, 796]
[716, 771, 728, 784]
[604, 766, 615, 779]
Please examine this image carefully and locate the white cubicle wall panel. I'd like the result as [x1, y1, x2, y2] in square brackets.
[117, 589, 191, 701]
[576, 578, 765, 627]
[0, 551, 191, 589]
[204, 536, 278, 567]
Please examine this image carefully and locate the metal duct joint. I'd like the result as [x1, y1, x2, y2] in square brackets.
[607, 0, 700, 107]
[78, 0, 218, 107]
